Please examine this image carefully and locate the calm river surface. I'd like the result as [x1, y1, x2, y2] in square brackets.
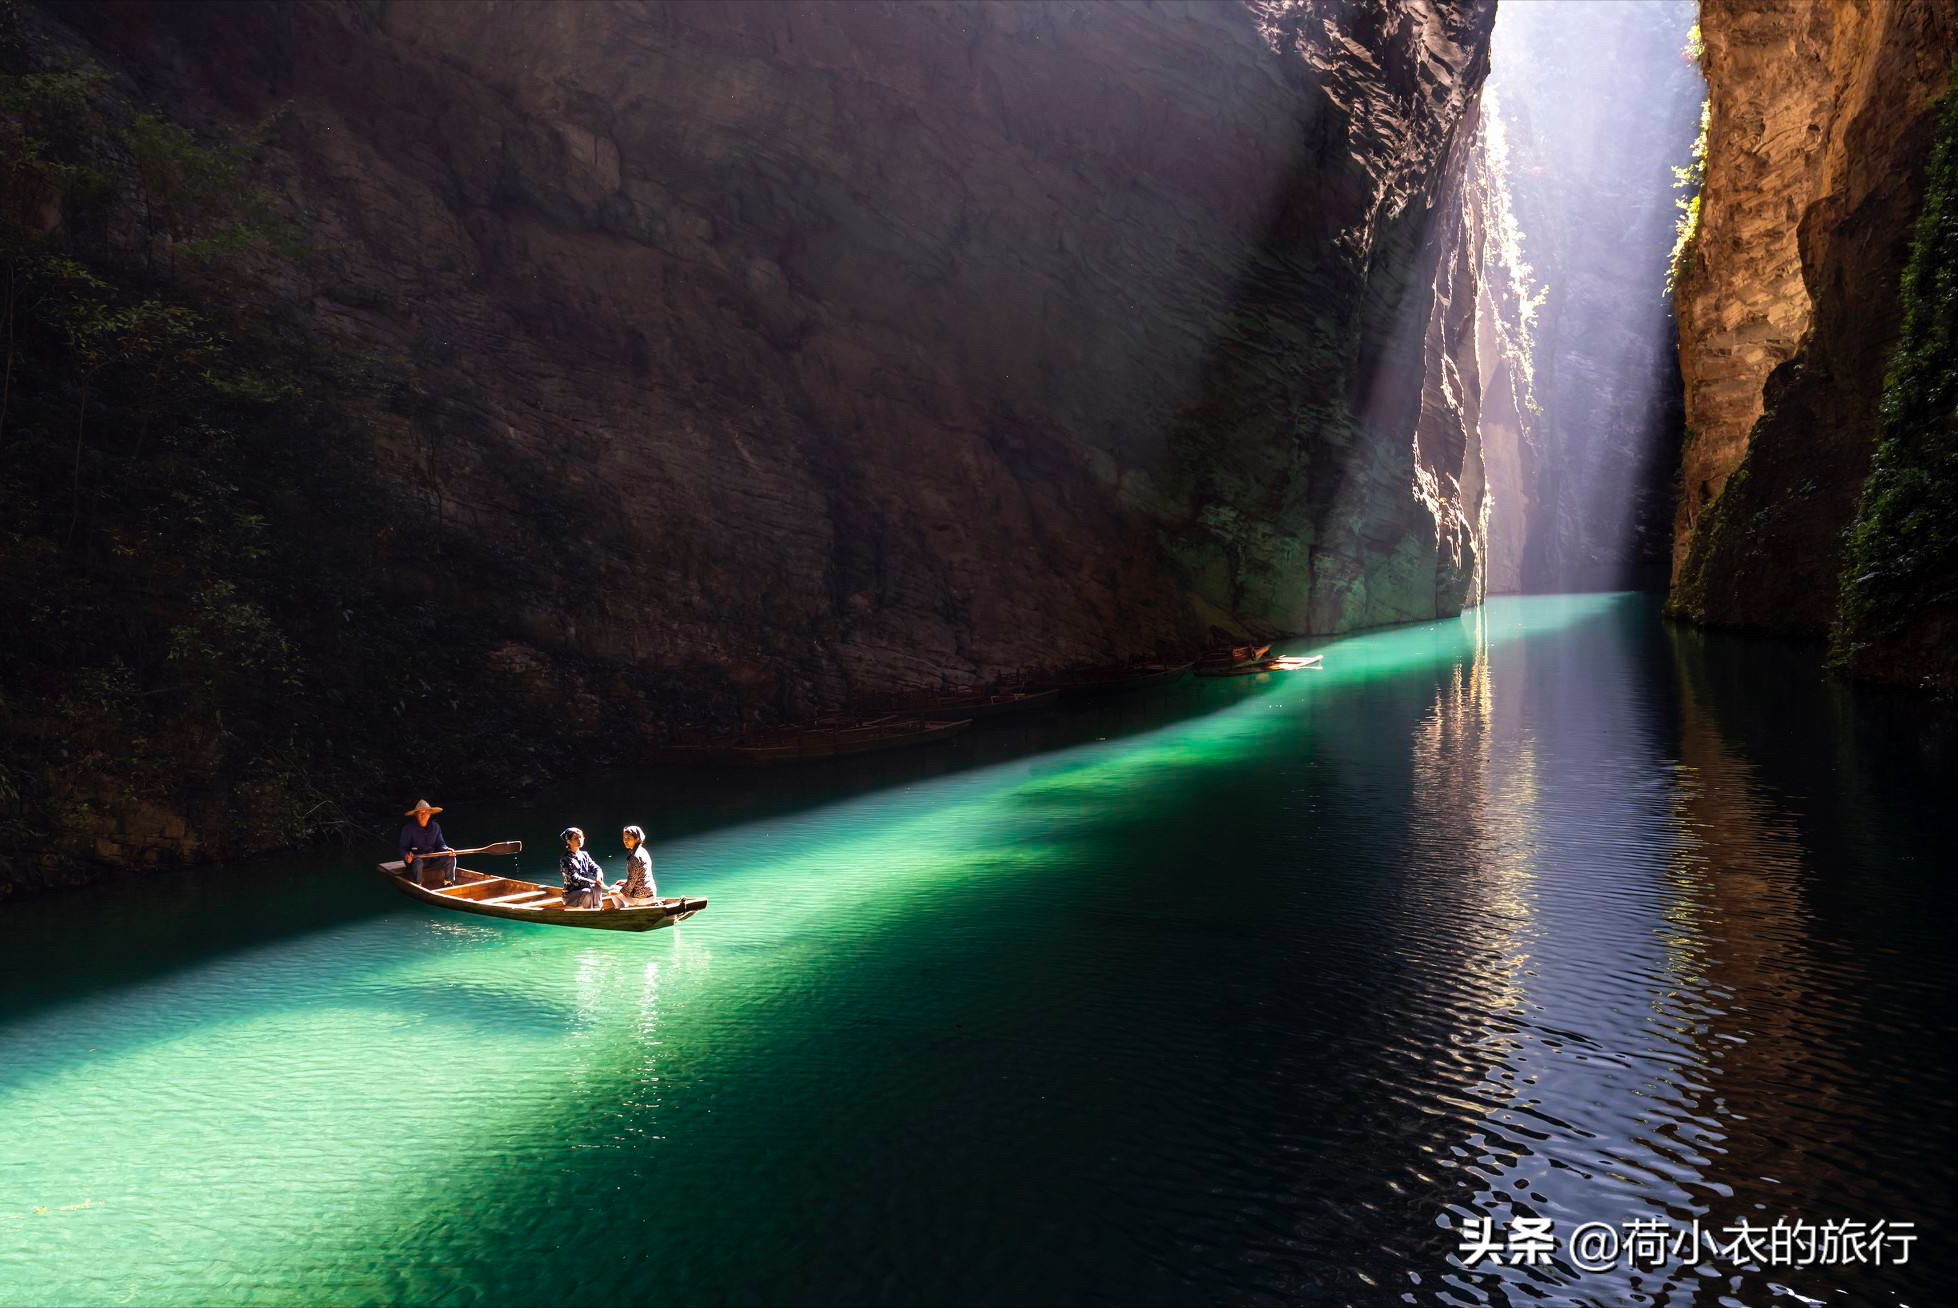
[2, 594, 1952, 1306]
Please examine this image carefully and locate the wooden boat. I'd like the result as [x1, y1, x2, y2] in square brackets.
[871, 686, 1061, 720]
[652, 715, 971, 767]
[1202, 653, 1325, 677]
[1196, 641, 1272, 670]
[1195, 642, 1277, 676]
[1204, 655, 1284, 677]
[1040, 661, 1194, 697]
[380, 862, 707, 932]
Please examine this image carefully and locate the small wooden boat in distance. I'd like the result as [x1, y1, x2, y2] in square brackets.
[1200, 653, 1325, 677]
[380, 862, 707, 932]
[1202, 656, 1284, 677]
[1196, 641, 1273, 671]
[1195, 642, 1277, 677]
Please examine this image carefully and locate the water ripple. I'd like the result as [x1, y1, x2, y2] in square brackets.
[0, 597, 1951, 1305]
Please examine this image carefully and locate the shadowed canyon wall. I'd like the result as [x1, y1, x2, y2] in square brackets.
[2, 0, 1514, 891]
[152, 0, 1501, 656]
[1669, 0, 1958, 692]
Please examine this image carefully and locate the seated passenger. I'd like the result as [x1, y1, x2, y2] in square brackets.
[558, 827, 610, 909]
[618, 825, 658, 906]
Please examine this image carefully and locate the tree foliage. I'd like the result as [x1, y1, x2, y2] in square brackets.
[0, 44, 684, 892]
[1834, 74, 1958, 665]
[1665, 98, 1708, 297]
[0, 52, 397, 886]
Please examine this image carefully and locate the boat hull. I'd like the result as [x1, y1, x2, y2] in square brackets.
[1196, 652, 1324, 677]
[1196, 642, 1273, 672]
[380, 863, 707, 931]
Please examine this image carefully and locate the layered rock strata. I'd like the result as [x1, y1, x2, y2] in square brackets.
[9, 0, 1509, 887]
[1670, 0, 1957, 648]
[86, 0, 1502, 672]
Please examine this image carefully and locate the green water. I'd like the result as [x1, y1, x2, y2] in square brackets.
[1, 595, 1951, 1305]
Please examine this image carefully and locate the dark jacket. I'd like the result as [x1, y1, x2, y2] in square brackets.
[400, 820, 450, 864]
[560, 849, 606, 907]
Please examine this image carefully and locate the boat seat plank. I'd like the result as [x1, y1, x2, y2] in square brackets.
[479, 889, 551, 905]
[434, 882, 513, 900]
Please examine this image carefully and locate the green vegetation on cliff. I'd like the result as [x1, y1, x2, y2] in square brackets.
[1834, 73, 1958, 679]
[1666, 422, 1762, 627]
[1666, 97, 1708, 297]
[0, 40, 662, 893]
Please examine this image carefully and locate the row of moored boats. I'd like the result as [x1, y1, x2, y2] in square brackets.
[651, 643, 1322, 768]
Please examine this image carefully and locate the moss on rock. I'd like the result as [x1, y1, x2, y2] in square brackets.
[1833, 72, 1958, 691]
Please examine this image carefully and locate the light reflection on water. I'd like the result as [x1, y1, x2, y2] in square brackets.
[0, 595, 1951, 1306]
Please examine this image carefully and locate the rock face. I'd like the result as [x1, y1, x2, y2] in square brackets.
[1483, 0, 1701, 594]
[59, 0, 1497, 695]
[1670, 0, 1957, 639]
[9, 0, 1509, 888]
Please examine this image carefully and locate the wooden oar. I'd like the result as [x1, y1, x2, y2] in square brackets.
[407, 839, 523, 860]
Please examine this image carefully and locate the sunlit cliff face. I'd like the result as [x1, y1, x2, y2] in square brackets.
[1667, 0, 1957, 685]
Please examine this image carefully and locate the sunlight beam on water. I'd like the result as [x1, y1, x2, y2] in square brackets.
[0, 594, 1629, 1305]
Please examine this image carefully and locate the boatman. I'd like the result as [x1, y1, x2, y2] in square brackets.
[400, 799, 457, 887]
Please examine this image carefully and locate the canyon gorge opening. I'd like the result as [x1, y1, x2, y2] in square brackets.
[2, 5, 1955, 1306]
[0, 0, 1953, 885]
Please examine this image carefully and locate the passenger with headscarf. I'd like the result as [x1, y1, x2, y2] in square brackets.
[558, 827, 610, 909]
[618, 825, 658, 906]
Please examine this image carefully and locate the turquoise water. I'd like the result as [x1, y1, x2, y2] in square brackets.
[1, 595, 1951, 1305]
